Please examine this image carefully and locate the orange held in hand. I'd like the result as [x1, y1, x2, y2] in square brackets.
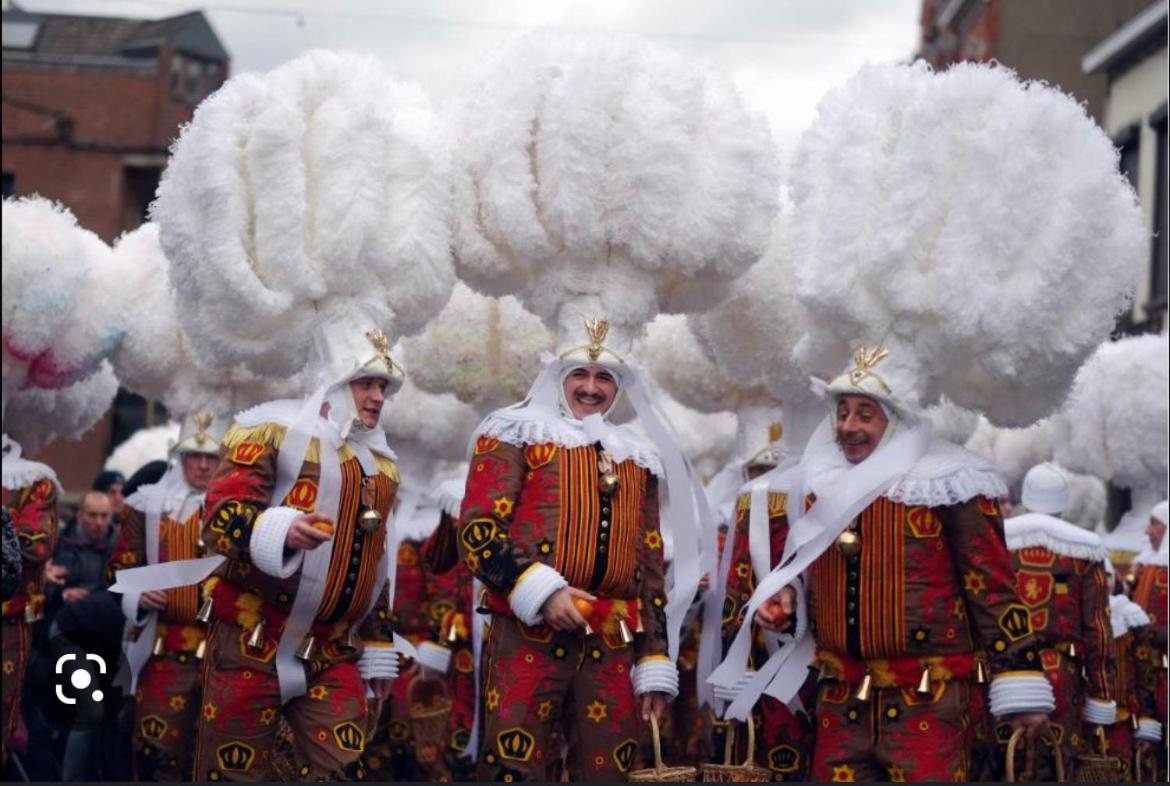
[312, 520, 335, 536]
[573, 597, 594, 620]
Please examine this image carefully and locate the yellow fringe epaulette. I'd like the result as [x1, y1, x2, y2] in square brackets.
[223, 422, 399, 481]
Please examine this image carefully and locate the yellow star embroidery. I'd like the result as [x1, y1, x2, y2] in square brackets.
[308, 685, 329, 700]
[585, 700, 607, 724]
[831, 764, 856, 782]
[644, 531, 663, 550]
[889, 766, 906, 782]
[2, 660, 14, 675]
[952, 598, 967, 620]
[735, 563, 751, 579]
[259, 708, 277, 726]
[963, 570, 986, 595]
[537, 700, 554, 720]
[493, 497, 514, 517]
[486, 688, 500, 711]
[202, 703, 217, 721]
[169, 695, 187, 711]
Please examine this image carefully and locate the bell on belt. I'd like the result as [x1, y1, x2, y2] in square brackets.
[1162, 653, 1169, 670]
[24, 604, 41, 624]
[359, 508, 383, 533]
[598, 471, 621, 495]
[975, 659, 988, 685]
[196, 595, 214, 624]
[152, 634, 166, 657]
[836, 529, 861, 556]
[854, 672, 873, 702]
[295, 634, 316, 661]
[1066, 642, 1077, 659]
[447, 623, 460, 644]
[246, 619, 266, 651]
[618, 619, 635, 646]
[195, 537, 207, 556]
[195, 639, 207, 660]
[344, 627, 360, 652]
[817, 662, 830, 683]
[915, 666, 933, 697]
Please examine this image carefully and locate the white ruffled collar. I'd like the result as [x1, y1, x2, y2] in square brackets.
[1004, 512, 1106, 563]
[1133, 534, 1170, 568]
[1109, 593, 1151, 638]
[1, 433, 61, 493]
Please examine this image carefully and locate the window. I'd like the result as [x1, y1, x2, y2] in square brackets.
[1, 21, 40, 49]
[1115, 124, 1140, 192]
[2, 172, 13, 199]
[186, 59, 202, 102]
[170, 54, 183, 99]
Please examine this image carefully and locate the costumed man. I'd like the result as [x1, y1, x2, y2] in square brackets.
[189, 321, 405, 781]
[106, 411, 226, 780]
[0, 434, 59, 765]
[1001, 462, 1115, 778]
[1104, 559, 1151, 781]
[1131, 500, 1168, 779]
[459, 316, 680, 782]
[714, 346, 1055, 782]
[712, 421, 815, 781]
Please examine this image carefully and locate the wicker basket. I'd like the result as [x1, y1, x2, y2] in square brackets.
[699, 718, 772, 782]
[1005, 726, 1066, 783]
[629, 715, 698, 782]
[1071, 727, 1124, 782]
[1133, 740, 1159, 784]
[270, 716, 300, 780]
[408, 675, 453, 765]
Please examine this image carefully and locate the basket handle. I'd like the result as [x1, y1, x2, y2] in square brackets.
[722, 722, 736, 766]
[649, 713, 666, 773]
[408, 670, 449, 704]
[1004, 726, 1066, 783]
[742, 716, 757, 768]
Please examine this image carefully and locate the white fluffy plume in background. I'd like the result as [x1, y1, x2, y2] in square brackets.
[925, 398, 981, 446]
[104, 422, 181, 478]
[789, 62, 1144, 426]
[153, 49, 456, 382]
[965, 417, 1057, 492]
[4, 361, 119, 453]
[452, 32, 779, 328]
[381, 377, 482, 490]
[1054, 333, 1169, 502]
[2, 197, 124, 401]
[400, 282, 553, 411]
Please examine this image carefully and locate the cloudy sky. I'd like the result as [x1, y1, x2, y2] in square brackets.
[21, 0, 922, 152]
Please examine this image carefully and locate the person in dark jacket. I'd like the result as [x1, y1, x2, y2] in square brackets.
[50, 491, 117, 609]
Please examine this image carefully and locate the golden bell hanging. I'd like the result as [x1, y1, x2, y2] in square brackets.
[359, 508, 383, 533]
[915, 666, 933, 697]
[975, 659, 988, 685]
[196, 595, 214, 624]
[195, 638, 207, 660]
[24, 604, 41, 624]
[1066, 642, 1077, 659]
[295, 634, 316, 661]
[836, 529, 862, 557]
[342, 627, 360, 653]
[598, 472, 621, 495]
[246, 619, 266, 651]
[854, 672, 873, 702]
[195, 537, 207, 556]
[618, 619, 635, 646]
[447, 623, 460, 644]
[1162, 653, 1168, 670]
[583, 622, 595, 637]
[152, 634, 166, 657]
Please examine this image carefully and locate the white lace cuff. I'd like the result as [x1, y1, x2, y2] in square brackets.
[1082, 698, 1117, 725]
[358, 643, 400, 681]
[508, 563, 567, 626]
[415, 641, 452, 674]
[249, 506, 304, 578]
[633, 656, 679, 698]
[988, 673, 1055, 718]
[1136, 718, 1163, 742]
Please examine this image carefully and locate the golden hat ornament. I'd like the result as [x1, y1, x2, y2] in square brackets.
[823, 342, 920, 422]
[174, 409, 228, 456]
[559, 316, 625, 367]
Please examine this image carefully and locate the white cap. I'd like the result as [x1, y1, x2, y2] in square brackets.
[173, 410, 229, 457]
[822, 343, 921, 423]
[310, 300, 405, 395]
[1152, 500, 1169, 526]
[1021, 462, 1070, 515]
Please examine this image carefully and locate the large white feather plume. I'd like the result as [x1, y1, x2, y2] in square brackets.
[104, 422, 181, 478]
[2, 197, 124, 403]
[453, 32, 779, 328]
[789, 62, 1144, 425]
[965, 417, 1058, 493]
[1054, 333, 1169, 503]
[399, 283, 553, 410]
[4, 361, 119, 453]
[153, 50, 456, 381]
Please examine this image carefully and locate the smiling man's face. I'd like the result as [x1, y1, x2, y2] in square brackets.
[562, 365, 618, 420]
[835, 394, 889, 464]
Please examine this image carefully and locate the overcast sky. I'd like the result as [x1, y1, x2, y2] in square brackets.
[20, 0, 922, 153]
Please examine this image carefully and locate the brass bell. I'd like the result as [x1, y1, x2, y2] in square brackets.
[583, 622, 595, 637]
[195, 638, 207, 660]
[295, 634, 316, 661]
[1162, 653, 1168, 670]
[975, 659, 988, 685]
[359, 508, 383, 533]
[854, 672, 873, 702]
[1066, 642, 1077, 659]
[152, 634, 166, 657]
[246, 619, 266, 651]
[598, 472, 621, 495]
[1124, 571, 1136, 586]
[915, 666, 933, 697]
[836, 529, 862, 557]
[24, 604, 41, 624]
[195, 537, 207, 556]
[447, 623, 460, 644]
[817, 662, 831, 683]
[344, 627, 360, 652]
[1131, 713, 1140, 731]
[618, 619, 635, 646]
[196, 595, 214, 624]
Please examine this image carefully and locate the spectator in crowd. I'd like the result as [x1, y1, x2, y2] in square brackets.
[49, 491, 117, 609]
[91, 471, 126, 523]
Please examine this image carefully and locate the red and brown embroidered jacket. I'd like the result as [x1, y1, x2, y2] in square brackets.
[1132, 561, 1168, 727]
[809, 496, 1044, 685]
[720, 490, 789, 660]
[1007, 545, 1114, 702]
[458, 436, 669, 661]
[200, 422, 399, 648]
[1, 477, 57, 621]
[107, 495, 206, 629]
